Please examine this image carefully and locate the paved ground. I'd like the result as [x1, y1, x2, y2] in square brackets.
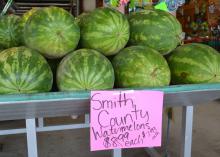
[0, 101, 219, 157]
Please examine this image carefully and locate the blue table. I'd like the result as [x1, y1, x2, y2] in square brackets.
[0, 83, 220, 157]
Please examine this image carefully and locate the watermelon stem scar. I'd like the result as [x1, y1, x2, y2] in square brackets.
[56, 31, 64, 39]
[150, 67, 159, 78]
[180, 72, 188, 79]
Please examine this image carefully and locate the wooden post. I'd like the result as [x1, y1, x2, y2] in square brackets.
[96, 0, 103, 7]
[79, 0, 83, 14]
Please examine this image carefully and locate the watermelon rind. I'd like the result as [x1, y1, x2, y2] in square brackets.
[128, 9, 182, 55]
[112, 45, 171, 88]
[20, 8, 39, 44]
[168, 43, 220, 84]
[57, 48, 115, 91]
[24, 6, 80, 58]
[79, 7, 130, 56]
[0, 15, 22, 49]
[0, 46, 53, 94]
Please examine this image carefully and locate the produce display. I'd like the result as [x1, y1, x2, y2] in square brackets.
[0, 6, 219, 95]
[168, 43, 220, 84]
[112, 46, 171, 88]
[24, 7, 80, 58]
[57, 49, 115, 91]
[0, 15, 22, 49]
[0, 47, 53, 94]
[128, 9, 182, 55]
[78, 7, 130, 56]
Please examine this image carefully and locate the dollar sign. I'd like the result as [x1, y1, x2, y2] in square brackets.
[103, 137, 111, 148]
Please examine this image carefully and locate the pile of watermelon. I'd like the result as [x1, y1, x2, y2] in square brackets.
[0, 6, 220, 95]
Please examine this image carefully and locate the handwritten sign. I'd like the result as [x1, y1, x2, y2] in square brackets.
[90, 90, 164, 151]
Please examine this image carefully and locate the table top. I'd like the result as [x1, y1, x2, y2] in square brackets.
[0, 83, 220, 121]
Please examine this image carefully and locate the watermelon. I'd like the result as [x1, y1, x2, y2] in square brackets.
[79, 7, 130, 56]
[76, 12, 90, 25]
[112, 45, 170, 88]
[128, 9, 182, 55]
[24, 6, 80, 58]
[168, 43, 220, 84]
[0, 46, 53, 94]
[0, 15, 22, 49]
[20, 8, 39, 44]
[57, 49, 114, 91]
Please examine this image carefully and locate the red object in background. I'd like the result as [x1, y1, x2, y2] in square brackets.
[184, 37, 209, 44]
[120, 0, 129, 5]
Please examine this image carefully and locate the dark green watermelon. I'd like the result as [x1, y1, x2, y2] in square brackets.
[0, 15, 22, 49]
[168, 43, 220, 84]
[20, 8, 39, 44]
[24, 6, 80, 58]
[79, 7, 130, 56]
[112, 45, 171, 88]
[128, 9, 182, 55]
[75, 12, 90, 25]
[57, 49, 115, 91]
[0, 46, 53, 94]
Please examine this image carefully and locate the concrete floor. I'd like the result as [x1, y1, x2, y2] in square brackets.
[0, 101, 220, 157]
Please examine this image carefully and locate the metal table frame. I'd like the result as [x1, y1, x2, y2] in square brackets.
[0, 83, 220, 157]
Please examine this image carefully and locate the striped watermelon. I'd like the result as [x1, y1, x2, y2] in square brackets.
[76, 12, 90, 25]
[20, 8, 39, 44]
[0, 15, 22, 49]
[112, 46, 170, 88]
[168, 43, 220, 84]
[57, 49, 114, 91]
[79, 7, 130, 56]
[24, 6, 80, 58]
[0, 47, 53, 94]
[128, 9, 182, 55]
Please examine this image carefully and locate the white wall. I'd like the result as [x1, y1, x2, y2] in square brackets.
[83, 0, 96, 12]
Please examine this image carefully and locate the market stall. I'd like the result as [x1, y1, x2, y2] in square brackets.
[177, 0, 220, 50]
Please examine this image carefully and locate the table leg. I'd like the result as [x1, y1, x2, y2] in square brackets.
[37, 118, 44, 128]
[26, 119, 38, 157]
[85, 114, 90, 124]
[181, 106, 194, 157]
[112, 149, 122, 157]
